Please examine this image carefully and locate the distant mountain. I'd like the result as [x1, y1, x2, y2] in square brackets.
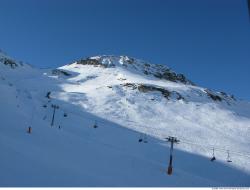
[0, 52, 249, 187]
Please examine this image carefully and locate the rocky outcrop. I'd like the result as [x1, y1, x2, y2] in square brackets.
[52, 69, 71, 76]
[205, 89, 222, 102]
[0, 57, 18, 68]
[137, 84, 171, 99]
[121, 83, 185, 101]
[154, 70, 192, 85]
[77, 58, 108, 68]
[75, 55, 194, 85]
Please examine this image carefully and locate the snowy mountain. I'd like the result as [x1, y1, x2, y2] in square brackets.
[0, 52, 250, 187]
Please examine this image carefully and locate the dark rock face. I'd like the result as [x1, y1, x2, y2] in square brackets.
[0, 57, 18, 68]
[230, 95, 236, 101]
[172, 91, 185, 100]
[154, 70, 192, 85]
[205, 89, 222, 101]
[122, 83, 180, 100]
[177, 74, 187, 83]
[77, 58, 107, 68]
[122, 83, 137, 90]
[162, 71, 178, 82]
[126, 57, 135, 64]
[52, 69, 71, 76]
[138, 84, 171, 99]
[220, 91, 237, 101]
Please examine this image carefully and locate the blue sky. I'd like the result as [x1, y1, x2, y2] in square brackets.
[0, 0, 249, 100]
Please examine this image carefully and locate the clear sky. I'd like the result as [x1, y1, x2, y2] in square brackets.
[0, 0, 249, 100]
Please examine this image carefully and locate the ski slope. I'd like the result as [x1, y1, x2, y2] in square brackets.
[0, 53, 250, 187]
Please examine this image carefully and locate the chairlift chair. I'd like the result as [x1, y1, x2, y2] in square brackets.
[210, 148, 216, 162]
[211, 157, 216, 161]
[138, 133, 143, 142]
[93, 121, 98, 128]
[227, 150, 232, 162]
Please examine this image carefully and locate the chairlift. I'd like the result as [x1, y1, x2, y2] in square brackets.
[138, 133, 143, 142]
[138, 133, 148, 143]
[27, 126, 32, 134]
[143, 134, 148, 143]
[210, 148, 216, 162]
[227, 150, 232, 162]
[93, 121, 98, 128]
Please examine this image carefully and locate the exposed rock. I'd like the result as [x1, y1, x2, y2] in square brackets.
[172, 91, 185, 100]
[77, 58, 106, 68]
[162, 71, 178, 82]
[153, 72, 163, 79]
[154, 70, 182, 83]
[177, 74, 187, 83]
[220, 91, 227, 96]
[52, 69, 71, 76]
[0, 57, 18, 68]
[126, 57, 135, 64]
[230, 95, 236, 101]
[205, 89, 222, 101]
[121, 83, 186, 100]
[220, 91, 237, 101]
[122, 83, 137, 90]
[138, 84, 171, 99]
[117, 78, 127, 81]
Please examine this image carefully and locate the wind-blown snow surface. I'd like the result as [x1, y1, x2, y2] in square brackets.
[0, 53, 250, 187]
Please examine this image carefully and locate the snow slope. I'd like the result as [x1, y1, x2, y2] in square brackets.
[0, 53, 250, 187]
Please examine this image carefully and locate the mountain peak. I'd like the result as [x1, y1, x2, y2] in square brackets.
[74, 55, 194, 85]
[77, 55, 143, 67]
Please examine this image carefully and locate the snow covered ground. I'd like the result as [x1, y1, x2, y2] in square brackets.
[0, 53, 250, 187]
